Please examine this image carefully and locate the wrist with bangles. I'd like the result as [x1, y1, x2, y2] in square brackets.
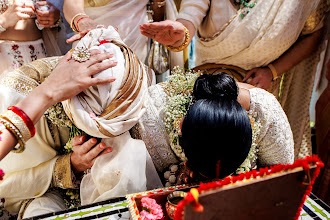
[0, 106, 36, 153]
[267, 63, 280, 81]
[70, 13, 92, 32]
[165, 25, 190, 52]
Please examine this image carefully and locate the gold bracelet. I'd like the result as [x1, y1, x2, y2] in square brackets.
[70, 13, 88, 33]
[268, 64, 279, 81]
[151, 0, 166, 8]
[0, 117, 25, 153]
[165, 25, 190, 52]
[2, 110, 31, 143]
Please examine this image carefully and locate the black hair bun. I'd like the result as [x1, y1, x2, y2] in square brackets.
[193, 73, 238, 101]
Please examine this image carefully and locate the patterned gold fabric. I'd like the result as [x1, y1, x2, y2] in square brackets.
[302, 0, 328, 35]
[0, 56, 62, 96]
[52, 154, 78, 189]
[270, 47, 323, 159]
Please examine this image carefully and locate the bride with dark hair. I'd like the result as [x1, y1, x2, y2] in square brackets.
[133, 70, 294, 184]
[180, 73, 252, 180]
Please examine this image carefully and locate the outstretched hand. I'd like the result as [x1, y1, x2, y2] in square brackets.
[243, 67, 273, 90]
[140, 20, 185, 47]
[41, 49, 117, 104]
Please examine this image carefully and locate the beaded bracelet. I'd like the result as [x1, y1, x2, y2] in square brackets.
[0, 117, 25, 153]
[165, 25, 190, 52]
[8, 106, 35, 138]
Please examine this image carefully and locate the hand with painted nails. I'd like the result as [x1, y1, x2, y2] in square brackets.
[70, 136, 113, 174]
[41, 49, 117, 104]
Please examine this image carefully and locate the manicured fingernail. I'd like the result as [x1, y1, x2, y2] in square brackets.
[90, 138, 96, 144]
[107, 147, 113, 152]
[100, 143, 106, 149]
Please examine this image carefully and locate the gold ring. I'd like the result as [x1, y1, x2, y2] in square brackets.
[72, 47, 91, 62]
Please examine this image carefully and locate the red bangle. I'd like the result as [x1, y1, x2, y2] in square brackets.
[76, 16, 92, 32]
[8, 106, 35, 138]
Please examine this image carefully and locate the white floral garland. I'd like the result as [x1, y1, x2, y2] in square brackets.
[163, 67, 200, 161]
[162, 67, 259, 172]
[236, 117, 261, 174]
[45, 102, 72, 128]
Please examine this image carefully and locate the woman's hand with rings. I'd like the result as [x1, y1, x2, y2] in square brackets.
[39, 49, 118, 104]
[1, 0, 35, 28]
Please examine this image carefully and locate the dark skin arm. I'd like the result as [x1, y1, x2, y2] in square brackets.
[243, 28, 324, 90]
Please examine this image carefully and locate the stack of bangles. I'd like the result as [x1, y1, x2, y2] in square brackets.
[70, 13, 92, 33]
[165, 25, 190, 52]
[0, 106, 36, 153]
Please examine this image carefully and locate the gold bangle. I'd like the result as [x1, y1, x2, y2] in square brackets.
[268, 64, 279, 81]
[165, 25, 190, 52]
[70, 13, 88, 33]
[151, 1, 166, 8]
[2, 110, 31, 143]
[0, 117, 25, 153]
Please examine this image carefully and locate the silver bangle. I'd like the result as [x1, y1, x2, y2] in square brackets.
[0, 24, 6, 32]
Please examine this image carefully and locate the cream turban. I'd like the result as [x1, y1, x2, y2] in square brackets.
[62, 26, 148, 138]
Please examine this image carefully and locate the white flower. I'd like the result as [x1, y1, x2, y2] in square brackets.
[162, 67, 200, 161]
